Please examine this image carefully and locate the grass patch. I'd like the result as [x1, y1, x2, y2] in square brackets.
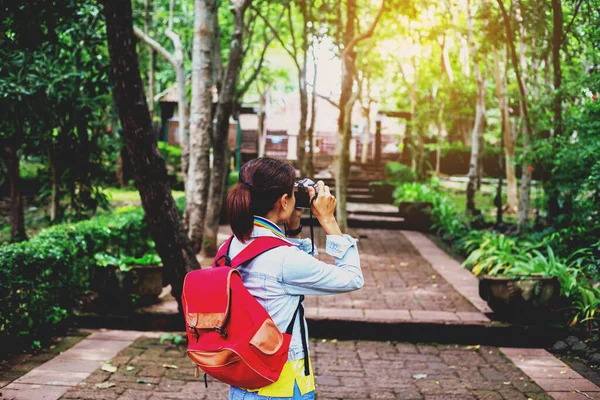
[102, 187, 185, 204]
[437, 179, 544, 225]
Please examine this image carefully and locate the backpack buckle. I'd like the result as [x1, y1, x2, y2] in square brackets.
[215, 255, 231, 267]
[189, 324, 200, 342]
[214, 326, 227, 338]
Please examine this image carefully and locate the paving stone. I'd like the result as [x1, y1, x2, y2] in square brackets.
[52, 336, 570, 400]
[1, 383, 71, 400]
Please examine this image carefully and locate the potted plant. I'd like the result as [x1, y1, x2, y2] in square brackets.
[92, 251, 163, 306]
[393, 182, 435, 231]
[463, 233, 577, 322]
[369, 181, 395, 203]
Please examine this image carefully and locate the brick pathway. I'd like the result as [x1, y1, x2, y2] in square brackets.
[43, 335, 582, 400]
[202, 226, 489, 325]
[0, 331, 143, 400]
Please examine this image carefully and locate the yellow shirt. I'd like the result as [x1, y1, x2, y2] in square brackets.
[248, 358, 315, 397]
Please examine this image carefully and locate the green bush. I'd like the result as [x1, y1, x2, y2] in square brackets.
[384, 162, 416, 183]
[158, 142, 182, 173]
[19, 161, 45, 181]
[0, 207, 152, 350]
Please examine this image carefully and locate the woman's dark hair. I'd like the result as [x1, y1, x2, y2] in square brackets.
[227, 157, 295, 242]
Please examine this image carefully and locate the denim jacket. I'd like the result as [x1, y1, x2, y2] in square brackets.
[226, 216, 363, 362]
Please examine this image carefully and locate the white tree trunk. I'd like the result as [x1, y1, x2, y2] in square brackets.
[493, 46, 518, 213]
[186, 0, 215, 252]
[466, 0, 483, 214]
[518, 14, 532, 229]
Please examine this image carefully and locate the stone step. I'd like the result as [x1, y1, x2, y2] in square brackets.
[72, 306, 569, 348]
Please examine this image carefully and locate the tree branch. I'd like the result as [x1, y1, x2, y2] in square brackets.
[343, 0, 385, 57]
[237, 35, 274, 100]
[242, 9, 259, 59]
[251, 5, 301, 71]
[165, 29, 184, 64]
[133, 26, 176, 67]
[286, 3, 298, 60]
[562, 0, 583, 45]
[308, 86, 340, 109]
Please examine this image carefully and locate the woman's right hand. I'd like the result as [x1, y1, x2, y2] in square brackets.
[308, 181, 343, 236]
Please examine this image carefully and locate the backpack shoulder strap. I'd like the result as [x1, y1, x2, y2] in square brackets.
[230, 236, 292, 269]
[213, 236, 235, 267]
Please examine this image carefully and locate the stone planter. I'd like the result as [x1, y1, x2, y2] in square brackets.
[92, 265, 163, 306]
[479, 275, 561, 322]
[369, 184, 395, 203]
[398, 201, 433, 231]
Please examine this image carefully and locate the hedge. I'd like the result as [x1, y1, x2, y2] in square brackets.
[0, 206, 153, 351]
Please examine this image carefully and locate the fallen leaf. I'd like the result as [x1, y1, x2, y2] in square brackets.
[331, 339, 338, 343]
[126, 366, 135, 371]
[136, 379, 148, 384]
[503, 381, 511, 385]
[399, 262, 409, 267]
[162, 364, 178, 369]
[413, 373, 427, 380]
[435, 380, 440, 385]
[432, 284, 439, 288]
[560, 370, 567, 375]
[101, 364, 117, 373]
[466, 345, 480, 350]
[95, 382, 115, 389]
[430, 275, 437, 279]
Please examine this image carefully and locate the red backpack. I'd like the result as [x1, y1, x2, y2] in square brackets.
[182, 236, 309, 389]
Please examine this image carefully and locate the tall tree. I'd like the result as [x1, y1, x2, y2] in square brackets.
[202, 0, 251, 256]
[103, 0, 199, 310]
[133, 17, 188, 185]
[255, 0, 314, 173]
[334, 0, 385, 233]
[186, 0, 216, 253]
[144, 0, 156, 119]
[492, 45, 518, 212]
[0, 143, 27, 242]
[465, 0, 486, 215]
[495, 0, 533, 229]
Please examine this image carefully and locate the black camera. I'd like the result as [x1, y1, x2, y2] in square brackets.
[294, 178, 318, 209]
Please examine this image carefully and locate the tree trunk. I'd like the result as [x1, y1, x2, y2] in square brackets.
[1, 143, 27, 242]
[493, 46, 518, 213]
[546, 0, 563, 223]
[335, 77, 358, 233]
[103, 0, 199, 312]
[435, 104, 446, 176]
[186, 0, 215, 253]
[144, 0, 155, 119]
[517, 19, 532, 230]
[333, 0, 384, 232]
[297, 71, 308, 172]
[202, 0, 250, 256]
[306, 48, 317, 176]
[466, 0, 483, 215]
[551, 0, 563, 137]
[409, 55, 418, 173]
[361, 78, 371, 165]
[48, 148, 61, 222]
[361, 111, 371, 165]
[258, 89, 267, 157]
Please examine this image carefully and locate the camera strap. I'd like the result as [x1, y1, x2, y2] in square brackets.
[310, 198, 316, 255]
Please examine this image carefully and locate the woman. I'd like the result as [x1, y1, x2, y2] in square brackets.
[226, 157, 363, 400]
